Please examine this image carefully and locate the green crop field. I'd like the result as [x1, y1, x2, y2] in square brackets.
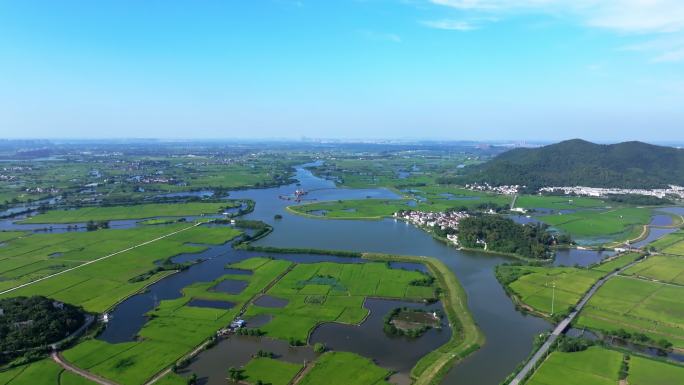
[577, 276, 684, 349]
[500, 265, 603, 316]
[526, 347, 622, 385]
[60, 371, 98, 385]
[242, 260, 435, 342]
[663, 239, 684, 257]
[590, 252, 642, 273]
[298, 352, 390, 385]
[623, 255, 684, 285]
[289, 188, 510, 220]
[62, 258, 292, 385]
[515, 195, 608, 210]
[538, 207, 651, 239]
[0, 232, 26, 243]
[243, 357, 303, 385]
[289, 199, 412, 219]
[525, 346, 684, 385]
[628, 354, 684, 385]
[648, 230, 684, 252]
[0, 359, 65, 385]
[0, 224, 242, 312]
[21, 202, 233, 223]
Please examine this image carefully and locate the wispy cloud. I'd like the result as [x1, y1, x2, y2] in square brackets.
[358, 29, 402, 43]
[428, 0, 684, 34]
[622, 35, 684, 62]
[428, 0, 684, 61]
[421, 19, 478, 31]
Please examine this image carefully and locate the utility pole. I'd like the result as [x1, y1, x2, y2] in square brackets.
[551, 281, 556, 316]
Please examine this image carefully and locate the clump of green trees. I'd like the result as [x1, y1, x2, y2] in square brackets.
[0, 296, 85, 364]
[458, 215, 571, 259]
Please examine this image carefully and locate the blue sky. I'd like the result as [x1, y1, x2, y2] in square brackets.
[0, 0, 683, 141]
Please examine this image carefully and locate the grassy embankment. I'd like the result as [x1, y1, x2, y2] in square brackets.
[363, 253, 484, 385]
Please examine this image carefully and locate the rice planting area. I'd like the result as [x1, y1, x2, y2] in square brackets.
[498, 265, 603, 316]
[57, 257, 436, 385]
[298, 352, 391, 385]
[242, 260, 436, 343]
[525, 347, 622, 385]
[525, 346, 684, 385]
[0, 224, 242, 312]
[623, 255, 684, 285]
[21, 202, 233, 224]
[538, 207, 651, 239]
[576, 276, 684, 349]
[62, 258, 292, 385]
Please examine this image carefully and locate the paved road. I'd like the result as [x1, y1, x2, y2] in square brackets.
[508, 257, 643, 385]
[52, 352, 121, 385]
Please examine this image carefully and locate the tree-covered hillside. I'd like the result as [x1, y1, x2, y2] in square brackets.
[0, 296, 85, 363]
[455, 139, 684, 189]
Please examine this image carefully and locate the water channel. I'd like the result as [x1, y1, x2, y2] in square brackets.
[3, 163, 680, 385]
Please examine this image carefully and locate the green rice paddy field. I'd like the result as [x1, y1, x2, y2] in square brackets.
[576, 275, 684, 349]
[242, 260, 436, 342]
[0, 224, 242, 312]
[538, 207, 651, 238]
[62, 257, 292, 385]
[502, 265, 603, 316]
[498, 252, 642, 317]
[289, 187, 510, 220]
[21, 202, 233, 224]
[526, 346, 684, 385]
[298, 352, 391, 385]
[243, 357, 303, 385]
[57, 257, 435, 385]
[623, 255, 684, 285]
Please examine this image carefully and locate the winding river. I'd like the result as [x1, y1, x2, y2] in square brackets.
[8, 163, 678, 385]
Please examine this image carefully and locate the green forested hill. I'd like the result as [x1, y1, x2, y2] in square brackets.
[457, 139, 684, 189]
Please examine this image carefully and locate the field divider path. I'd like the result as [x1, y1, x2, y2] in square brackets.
[52, 352, 121, 385]
[0, 222, 203, 296]
[508, 255, 646, 385]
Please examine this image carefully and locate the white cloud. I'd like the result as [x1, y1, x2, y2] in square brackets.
[421, 19, 478, 31]
[428, 0, 684, 61]
[429, 0, 684, 34]
[623, 35, 684, 62]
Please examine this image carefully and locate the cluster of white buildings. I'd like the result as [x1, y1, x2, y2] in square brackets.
[394, 210, 469, 246]
[465, 183, 519, 195]
[539, 185, 684, 199]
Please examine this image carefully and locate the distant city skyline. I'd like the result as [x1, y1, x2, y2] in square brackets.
[1, 1, 683, 141]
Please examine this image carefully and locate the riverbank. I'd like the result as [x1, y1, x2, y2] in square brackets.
[363, 253, 485, 385]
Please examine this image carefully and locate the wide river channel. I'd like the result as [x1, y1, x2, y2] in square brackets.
[6, 163, 677, 385]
